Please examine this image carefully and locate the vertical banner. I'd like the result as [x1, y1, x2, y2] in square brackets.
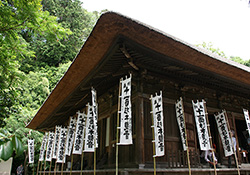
[214, 111, 233, 157]
[175, 97, 188, 151]
[52, 126, 61, 159]
[192, 100, 211, 150]
[118, 74, 133, 145]
[84, 104, 95, 152]
[150, 91, 165, 157]
[73, 111, 86, 154]
[243, 109, 250, 137]
[45, 132, 55, 162]
[92, 88, 98, 148]
[28, 139, 35, 164]
[39, 132, 48, 161]
[65, 117, 76, 156]
[56, 127, 68, 163]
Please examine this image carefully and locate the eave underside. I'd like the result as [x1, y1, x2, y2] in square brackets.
[36, 37, 250, 131]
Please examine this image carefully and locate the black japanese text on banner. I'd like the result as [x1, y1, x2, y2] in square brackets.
[243, 109, 250, 137]
[175, 98, 188, 151]
[65, 117, 76, 156]
[28, 139, 34, 164]
[52, 126, 61, 159]
[151, 91, 165, 157]
[56, 127, 67, 163]
[214, 111, 233, 157]
[91, 88, 98, 148]
[84, 104, 95, 152]
[39, 132, 48, 161]
[45, 132, 55, 162]
[118, 74, 133, 145]
[192, 100, 211, 150]
[72, 111, 86, 155]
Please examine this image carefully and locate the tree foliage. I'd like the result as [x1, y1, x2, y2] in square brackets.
[0, 0, 99, 171]
[20, 0, 99, 71]
[230, 56, 250, 67]
[0, 130, 24, 161]
[197, 42, 227, 58]
[198, 42, 250, 67]
[2, 61, 71, 171]
[0, 0, 72, 126]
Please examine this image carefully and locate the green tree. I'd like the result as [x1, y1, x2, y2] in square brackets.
[20, 0, 99, 71]
[198, 42, 250, 67]
[40, 61, 72, 91]
[0, 0, 71, 126]
[2, 62, 70, 173]
[197, 42, 227, 58]
[0, 130, 24, 161]
[230, 56, 250, 67]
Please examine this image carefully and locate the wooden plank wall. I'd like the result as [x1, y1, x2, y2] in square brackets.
[82, 73, 250, 169]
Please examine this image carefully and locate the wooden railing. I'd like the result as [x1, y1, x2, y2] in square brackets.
[165, 150, 202, 168]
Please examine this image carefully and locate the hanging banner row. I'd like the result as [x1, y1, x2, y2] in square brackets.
[28, 74, 250, 163]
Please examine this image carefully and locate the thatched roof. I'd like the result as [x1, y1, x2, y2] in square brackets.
[27, 12, 250, 131]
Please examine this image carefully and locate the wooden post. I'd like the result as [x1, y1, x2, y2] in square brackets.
[80, 152, 84, 175]
[150, 94, 156, 175]
[39, 161, 43, 175]
[69, 154, 74, 175]
[137, 96, 145, 167]
[94, 148, 96, 175]
[53, 162, 57, 175]
[179, 98, 192, 175]
[81, 108, 89, 175]
[36, 161, 40, 175]
[81, 112, 87, 175]
[60, 163, 64, 175]
[69, 116, 77, 175]
[203, 100, 217, 175]
[43, 160, 46, 175]
[61, 127, 69, 175]
[224, 111, 240, 175]
[93, 87, 98, 175]
[48, 160, 52, 175]
[115, 81, 122, 175]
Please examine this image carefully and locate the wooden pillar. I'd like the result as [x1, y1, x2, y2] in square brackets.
[108, 94, 113, 166]
[137, 97, 145, 167]
[135, 77, 145, 168]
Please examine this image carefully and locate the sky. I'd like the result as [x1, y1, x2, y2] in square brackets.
[82, 0, 250, 60]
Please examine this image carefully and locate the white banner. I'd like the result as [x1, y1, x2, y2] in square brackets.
[175, 97, 188, 151]
[39, 132, 48, 161]
[45, 132, 55, 162]
[243, 109, 250, 137]
[214, 111, 233, 157]
[56, 127, 67, 163]
[151, 91, 165, 157]
[118, 74, 133, 145]
[91, 88, 98, 148]
[84, 104, 95, 152]
[52, 126, 61, 159]
[65, 117, 76, 156]
[28, 139, 34, 164]
[72, 112, 86, 154]
[192, 100, 211, 151]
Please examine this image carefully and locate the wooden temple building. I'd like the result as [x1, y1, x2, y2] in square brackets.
[27, 12, 250, 174]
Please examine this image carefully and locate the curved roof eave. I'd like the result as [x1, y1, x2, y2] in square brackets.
[26, 11, 250, 130]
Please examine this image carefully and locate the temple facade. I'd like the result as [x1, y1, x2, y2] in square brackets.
[27, 12, 250, 174]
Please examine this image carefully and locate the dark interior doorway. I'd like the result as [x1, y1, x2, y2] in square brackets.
[235, 119, 248, 151]
[208, 115, 221, 161]
[208, 115, 219, 151]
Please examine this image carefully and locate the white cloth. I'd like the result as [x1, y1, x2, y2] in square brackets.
[204, 150, 217, 162]
[232, 137, 236, 151]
